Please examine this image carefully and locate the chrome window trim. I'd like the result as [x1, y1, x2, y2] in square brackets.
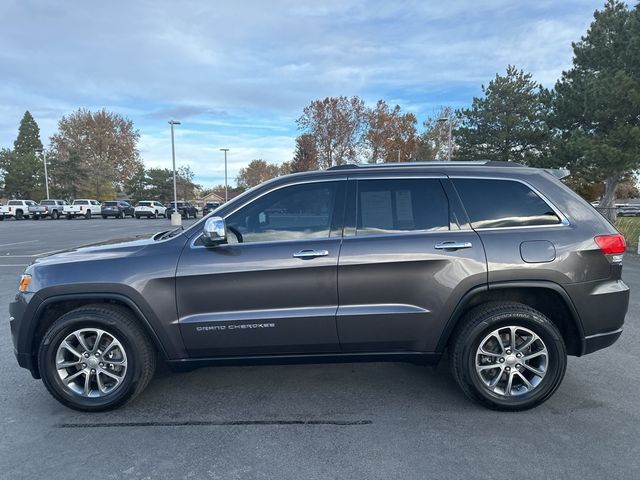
[449, 176, 571, 230]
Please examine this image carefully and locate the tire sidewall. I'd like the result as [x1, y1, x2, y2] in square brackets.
[38, 314, 144, 411]
[460, 310, 566, 410]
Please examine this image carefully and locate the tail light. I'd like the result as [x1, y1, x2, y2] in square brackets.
[595, 234, 626, 262]
[80, 205, 83, 210]
[8, 207, 12, 212]
[44, 206, 48, 211]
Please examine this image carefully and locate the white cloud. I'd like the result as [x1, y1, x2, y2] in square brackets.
[0, 0, 605, 185]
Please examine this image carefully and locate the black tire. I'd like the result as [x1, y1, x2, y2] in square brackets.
[135, 214, 140, 219]
[0, 215, 4, 221]
[33, 215, 40, 220]
[51, 210, 59, 220]
[85, 210, 92, 220]
[37, 304, 156, 412]
[153, 210, 158, 219]
[102, 215, 108, 219]
[449, 302, 567, 411]
[119, 211, 124, 219]
[16, 210, 24, 220]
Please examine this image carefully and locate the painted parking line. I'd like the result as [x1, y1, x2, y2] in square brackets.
[0, 240, 39, 248]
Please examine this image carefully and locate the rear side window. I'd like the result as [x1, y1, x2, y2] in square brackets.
[356, 178, 449, 236]
[453, 178, 561, 228]
[8, 201, 22, 205]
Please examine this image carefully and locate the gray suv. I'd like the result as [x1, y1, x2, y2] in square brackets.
[9, 162, 629, 411]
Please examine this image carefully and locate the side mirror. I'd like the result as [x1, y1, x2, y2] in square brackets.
[203, 216, 226, 246]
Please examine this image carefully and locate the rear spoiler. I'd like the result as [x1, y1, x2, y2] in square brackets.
[544, 168, 570, 180]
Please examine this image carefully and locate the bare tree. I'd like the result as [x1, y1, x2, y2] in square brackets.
[414, 106, 460, 160]
[297, 96, 367, 168]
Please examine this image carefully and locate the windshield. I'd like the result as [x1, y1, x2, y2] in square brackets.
[104, 201, 118, 206]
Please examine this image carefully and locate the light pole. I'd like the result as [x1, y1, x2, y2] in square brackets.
[437, 117, 453, 161]
[220, 148, 229, 202]
[35, 149, 49, 199]
[169, 120, 181, 225]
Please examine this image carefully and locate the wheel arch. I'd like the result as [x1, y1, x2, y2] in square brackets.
[438, 281, 586, 357]
[29, 293, 169, 378]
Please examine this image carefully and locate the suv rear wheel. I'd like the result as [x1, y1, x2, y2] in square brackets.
[450, 302, 567, 411]
[37, 304, 156, 411]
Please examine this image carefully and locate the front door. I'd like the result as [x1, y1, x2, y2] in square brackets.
[176, 180, 346, 357]
[337, 175, 487, 353]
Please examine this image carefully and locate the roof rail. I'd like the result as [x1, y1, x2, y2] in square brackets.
[327, 160, 526, 170]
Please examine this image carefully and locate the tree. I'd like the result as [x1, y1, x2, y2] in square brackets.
[414, 106, 459, 160]
[49, 108, 143, 199]
[177, 165, 201, 200]
[124, 163, 147, 202]
[236, 159, 282, 189]
[297, 96, 367, 168]
[0, 111, 45, 199]
[144, 168, 174, 203]
[455, 66, 552, 164]
[552, 0, 640, 219]
[365, 100, 418, 163]
[288, 134, 319, 172]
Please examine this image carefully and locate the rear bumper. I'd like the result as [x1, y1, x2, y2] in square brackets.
[564, 279, 629, 355]
[583, 328, 623, 355]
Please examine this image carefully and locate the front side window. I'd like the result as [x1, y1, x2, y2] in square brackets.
[452, 178, 561, 228]
[356, 178, 450, 236]
[226, 182, 339, 243]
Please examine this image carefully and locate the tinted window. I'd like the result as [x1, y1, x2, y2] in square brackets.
[41, 200, 55, 205]
[8, 201, 22, 205]
[356, 179, 449, 236]
[74, 200, 89, 205]
[137, 202, 152, 207]
[453, 178, 561, 228]
[227, 182, 339, 243]
[104, 201, 118, 206]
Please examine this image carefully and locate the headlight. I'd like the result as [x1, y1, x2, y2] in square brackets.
[18, 274, 31, 292]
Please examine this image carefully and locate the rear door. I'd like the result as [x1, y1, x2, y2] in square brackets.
[336, 174, 486, 353]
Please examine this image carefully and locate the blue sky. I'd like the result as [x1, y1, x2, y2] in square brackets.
[0, 0, 606, 187]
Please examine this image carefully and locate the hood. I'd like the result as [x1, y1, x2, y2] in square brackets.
[31, 232, 167, 266]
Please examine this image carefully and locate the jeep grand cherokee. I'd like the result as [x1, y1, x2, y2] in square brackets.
[9, 161, 629, 411]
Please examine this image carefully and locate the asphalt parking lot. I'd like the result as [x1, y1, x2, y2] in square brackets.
[0, 218, 639, 480]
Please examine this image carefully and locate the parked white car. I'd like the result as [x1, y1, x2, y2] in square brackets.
[0, 199, 38, 220]
[63, 199, 101, 219]
[134, 201, 167, 219]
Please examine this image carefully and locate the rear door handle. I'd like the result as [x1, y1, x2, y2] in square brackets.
[434, 241, 473, 250]
[293, 249, 329, 259]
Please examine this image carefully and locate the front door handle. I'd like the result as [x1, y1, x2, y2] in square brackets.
[293, 249, 329, 259]
[434, 241, 473, 250]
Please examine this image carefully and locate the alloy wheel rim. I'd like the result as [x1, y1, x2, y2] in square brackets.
[55, 328, 128, 398]
[475, 326, 548, 397]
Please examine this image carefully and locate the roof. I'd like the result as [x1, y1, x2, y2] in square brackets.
[326, 160, 520, 170]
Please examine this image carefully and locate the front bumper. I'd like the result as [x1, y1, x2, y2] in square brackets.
[9, 292, 41, 378]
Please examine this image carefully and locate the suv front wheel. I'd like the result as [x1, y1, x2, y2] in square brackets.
[450, 302, 567, 411]
[37, 304, 156, 411]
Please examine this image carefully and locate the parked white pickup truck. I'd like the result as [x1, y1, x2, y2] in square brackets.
[63, 199, 101, 219]
[0, 199, 38, 220]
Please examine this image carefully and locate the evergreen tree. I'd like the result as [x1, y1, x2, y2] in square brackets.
[552, 0, 640, 218]
[455, 66, 552, 165]
[0, 111, 45, 199]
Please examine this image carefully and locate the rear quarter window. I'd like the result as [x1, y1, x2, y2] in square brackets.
[452, 178, 562, 228]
